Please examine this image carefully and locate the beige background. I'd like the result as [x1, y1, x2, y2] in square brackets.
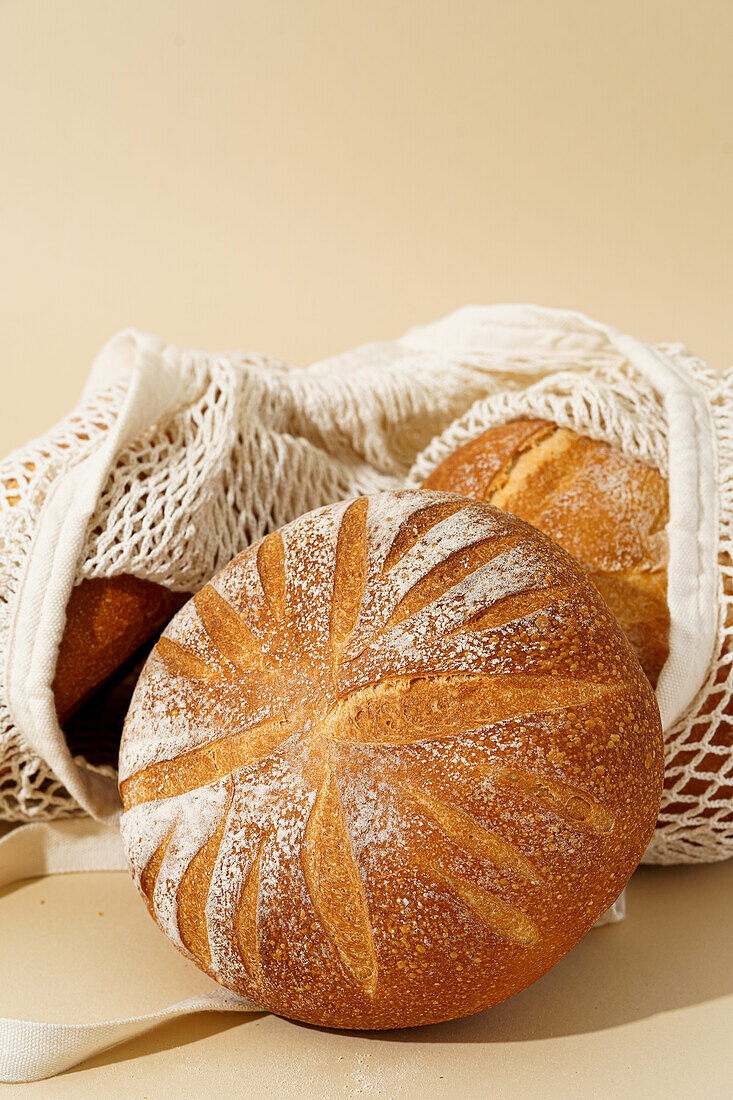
[1, 0, 732, 452]
[1, 1, 732, 1096]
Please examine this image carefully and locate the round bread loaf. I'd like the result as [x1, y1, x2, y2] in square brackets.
[119, 491, 663, 1029]
[422, 420, 670, 688]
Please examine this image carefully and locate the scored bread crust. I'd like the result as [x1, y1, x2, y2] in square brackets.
[119, 490, 663, 1030]
[422, 421, 670, 687]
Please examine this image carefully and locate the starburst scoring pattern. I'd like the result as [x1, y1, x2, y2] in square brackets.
[120, 490, 662, 1029]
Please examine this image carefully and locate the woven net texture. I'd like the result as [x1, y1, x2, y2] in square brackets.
[0, 334, 731, 865]
[0, 385, 127, 819]
[409, 345, 733, 865]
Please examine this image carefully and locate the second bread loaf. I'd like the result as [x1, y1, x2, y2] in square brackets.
[422, 420, 670, 686]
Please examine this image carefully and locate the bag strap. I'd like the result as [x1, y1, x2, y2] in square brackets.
[0, 818, 127, 883]
[0, 991, 258, 1083]
[0, 822, 260, 1082]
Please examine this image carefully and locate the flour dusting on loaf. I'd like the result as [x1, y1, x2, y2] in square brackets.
[120, 490, 663, 1029]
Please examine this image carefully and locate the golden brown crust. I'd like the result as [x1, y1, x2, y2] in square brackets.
[53, 576, 188, 723]
[423, 421, 670, 686]
[119, 491, 663, 1030]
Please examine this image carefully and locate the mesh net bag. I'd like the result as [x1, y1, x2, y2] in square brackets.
[1, 307, 730, 866]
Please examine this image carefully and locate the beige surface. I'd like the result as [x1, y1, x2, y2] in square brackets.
[1, 1, 732, 1096]
[0, 860, 732, 1098]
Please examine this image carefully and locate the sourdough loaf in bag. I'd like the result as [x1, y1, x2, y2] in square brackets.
[119, 492, 663, 1029]
[422, 420, 671, 688]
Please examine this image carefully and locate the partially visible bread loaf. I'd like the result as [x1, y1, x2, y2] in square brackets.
[5, 457, 187, 771]
[422, 421, 670, 686]
[119, 491, 663, 1030]
[53, 576, 187, 724]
